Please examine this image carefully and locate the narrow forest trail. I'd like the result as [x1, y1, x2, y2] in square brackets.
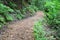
[0, 11, 44, 40]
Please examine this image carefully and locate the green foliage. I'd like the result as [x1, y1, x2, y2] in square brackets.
[15, 10, 24, 20]
[34, 20, 55, 40]
[0, 0, 60, 40]
[0, 15, 5, 24]
[8, 2, 17, 9]
[0, 0, 39, 29]
[44, 0, 60, 29]
[32, 0, 60, 40]
[0, 3, 14, 28]
[0, 3, 14, 13]
[4, 13, 14, 21]
[0, 0, 38, 28]
[43, 0, 60, 40]
[25, 5, 38, 15]
[30, 0, 46, 10]
[34, 21, 47, 40]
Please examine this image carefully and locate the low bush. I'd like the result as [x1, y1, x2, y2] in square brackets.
[44, 0, 60, 40]
[0, 0, 39, 28]
[44, 0, 60, 29]
[33, 0, 60, 40]
[0, 3, 14, 27]
[34, 20, 47, 40]
[33, 20, 55, 40]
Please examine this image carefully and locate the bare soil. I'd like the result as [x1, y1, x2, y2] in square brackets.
[0, 11, 44, 40]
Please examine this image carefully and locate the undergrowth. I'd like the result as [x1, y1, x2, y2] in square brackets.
[0, 3, 14, 27]
[44, 0, 60, 40]
[0, 0, 38, 28]
[33, 0, 60, 40]
[34, 20, 55, 40]
[0, 0, 60, 40]
[34, 20, 47, 40]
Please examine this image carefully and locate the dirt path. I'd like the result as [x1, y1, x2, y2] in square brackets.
[0, 11, 44, 40]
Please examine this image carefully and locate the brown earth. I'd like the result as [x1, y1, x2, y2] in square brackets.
[0, 11, 44, 40]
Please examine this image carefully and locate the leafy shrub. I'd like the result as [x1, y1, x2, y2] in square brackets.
[44, 0, 60, 29]
[24, 5, 38, 15]
[32, 0, 60, 40]
[0, 3, 14, 27]
[34, 20, 55, 40]
[34, 21, 47, 40]
[29, 0, 46, 10]
[15, 10, 25, 20]
[44, 0, 60, 39]
[0, 0, 39, 28]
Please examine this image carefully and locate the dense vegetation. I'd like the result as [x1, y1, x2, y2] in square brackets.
[44, 0, 60, 40]
[0, 0, 38, 27]
[32, 0, 60, 40]
[34, 20, 55, 40]
[0, 0, 60, 40]
[34, 20, 47, 40]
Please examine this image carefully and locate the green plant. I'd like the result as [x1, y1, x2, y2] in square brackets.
[26, 5, 38, 15]
[33, 20, 55, 40]
[44, 0, 60, 40]
[44, 0, 60, 29]
[34, 21, 47, 40]
[29, 0, 46, 10]
[0, 3, 14, 28]
[15, 10, 25, 20]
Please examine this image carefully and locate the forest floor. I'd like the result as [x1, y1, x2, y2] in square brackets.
[0, 11, 44, 40]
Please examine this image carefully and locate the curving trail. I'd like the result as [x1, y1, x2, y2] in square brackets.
[0, 11, 44, 40]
